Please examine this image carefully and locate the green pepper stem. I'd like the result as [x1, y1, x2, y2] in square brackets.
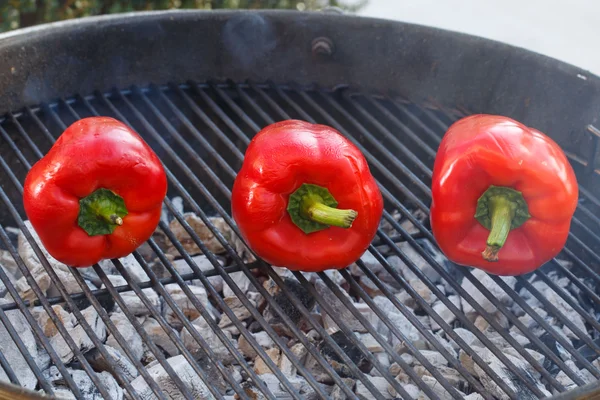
[474, 185, 531, 262]
[78, 188, 128, 236]
[304, 198, 358, 228]
[482, 196, 515, 262]
[287, 183, 358, 234]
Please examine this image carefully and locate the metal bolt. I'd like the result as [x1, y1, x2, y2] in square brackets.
[311, 37, 335, 57]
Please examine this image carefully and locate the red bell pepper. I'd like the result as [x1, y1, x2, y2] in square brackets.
[430, 114, 578, 276]
[231, 120, 384, 272]
[23, 117, 168, 267]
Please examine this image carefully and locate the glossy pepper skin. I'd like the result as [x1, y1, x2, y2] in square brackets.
[23, 117, 168, 267]
[231, 120, 384, 272]
[430, 114, 578, 276]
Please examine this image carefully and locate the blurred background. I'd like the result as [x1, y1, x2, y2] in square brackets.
[1, 0, 598, 76]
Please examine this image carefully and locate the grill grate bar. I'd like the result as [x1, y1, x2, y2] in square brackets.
[161, 183, 357, 399]
[351, 250, 496, 398]
[0, 226, 83, 397]
[373, 228, 531, 397]
[531, 271, 600, 345]
[362, 95, 437, 158]
[330, 266, 483, 400]
[0, 300, 50, 391]
[154, 85, 242, 176]
[97, 90, 283, 400]
[344, 94, 433, 180]
[65, 268, 161, 400]
[138, 86, 234, 200]
[190, 83, 252, 147]
[107, 255, 235, 400]
[0, 264, 247, 312]
[291, 88, 555, 396]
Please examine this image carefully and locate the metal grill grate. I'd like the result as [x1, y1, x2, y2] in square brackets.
[0, 81, 597, 400]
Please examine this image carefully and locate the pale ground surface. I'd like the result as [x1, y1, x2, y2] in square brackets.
[357, 0, 600, 76]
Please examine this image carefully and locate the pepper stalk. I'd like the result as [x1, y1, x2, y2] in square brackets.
[287, 183, 358, 234]
[474, 185, 531, 261]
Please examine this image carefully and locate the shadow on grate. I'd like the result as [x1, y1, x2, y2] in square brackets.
[0, 82, 596, 400]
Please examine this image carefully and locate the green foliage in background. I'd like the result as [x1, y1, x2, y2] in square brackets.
[0, 0, 367, 33]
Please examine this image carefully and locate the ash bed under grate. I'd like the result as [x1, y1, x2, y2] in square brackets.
[0, 81, 598, 400]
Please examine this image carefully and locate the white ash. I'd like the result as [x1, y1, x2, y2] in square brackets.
[415, 350, 448, 368]
[384, 242, 440, 284]
[238, 331, 276, 359]
[388, 382, 421, 399]
[460, 269, 517, 319]
[355, 376, 393, 399]
[0, 305, 40, 390]
[370, 352, 390, 377]
[98, 254, 150, 283]
[173, 255, 225, 293]
[141, 317, 180, 357]
[316, 281, 371, 333]
[373, 296, 426, 350]
[349, 251, 384, 276]
[223, 271, 252, 298]
[163, 283, 218, 329]
[168, 213, 227, 257]
[18, 220, 86, 297]
[464, 393, 486, 400]
[85, 345, 139, 383]
[43, 365, 123, 400]
[447, 328, 482, 351]
[255, 373, 315, 399]
[543, 288, 587, 340]
[106, 312, 144, 363]
[50, 305, 106, 363]
[181, 315, 236, 364]
[131, 354, 213, 399]
[430, 295, 461, 331]
[359, 333, 384, 353]
[102, 276, 161, 316]
[422, 375, 465, 400]
[378, 210, 402, 235]
[464, 346, 551, 400]
[554, 360, 596, 392]
[31, 304, 76, 338]
[0, 249, 19, 279]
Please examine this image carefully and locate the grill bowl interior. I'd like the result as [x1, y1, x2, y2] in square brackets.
[0, 9, 598, 400]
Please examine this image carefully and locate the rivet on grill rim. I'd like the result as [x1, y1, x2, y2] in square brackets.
[311, 37, 335, 57]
